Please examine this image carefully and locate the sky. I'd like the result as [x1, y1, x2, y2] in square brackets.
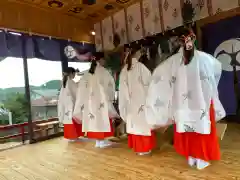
[0, 57, 90, 89]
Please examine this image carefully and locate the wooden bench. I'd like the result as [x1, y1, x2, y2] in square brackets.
[36, 121, 60, 138]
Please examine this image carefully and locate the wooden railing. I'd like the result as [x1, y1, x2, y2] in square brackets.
[0, 117, 58, 144]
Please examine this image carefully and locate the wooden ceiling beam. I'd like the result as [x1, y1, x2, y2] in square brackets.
[1, 0, 142, 42]
[0, 1, 94, 43]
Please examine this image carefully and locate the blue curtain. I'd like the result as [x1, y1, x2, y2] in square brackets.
[201, 15, 240, 115]
[0, 31, 95, 62]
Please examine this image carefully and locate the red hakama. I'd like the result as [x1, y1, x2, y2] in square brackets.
[174, 100, 220, 161]
[128, 131, 156, 153]
[87, 119, 114, 140]
[63, 118, 84, 139]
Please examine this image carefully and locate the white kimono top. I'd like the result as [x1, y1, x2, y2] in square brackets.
[58, 78, 77, 125]
[73, 63, 118, 132]
[119, 58, 152, 136]
[145, 48, 226, 134]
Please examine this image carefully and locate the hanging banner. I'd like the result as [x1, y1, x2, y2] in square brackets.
[211, 0, 239, 14]
[161, 0, 183, 30]
[113, 10, 128, 45]
[126, 3, 143, 42]
[61, 41, 94, 62]
[0, 31, 95, 62]
[94, 22, 103, 52]
[102, 16, 114, 51]
[201, 15, 240, 115]
[142, 0, 162, 36]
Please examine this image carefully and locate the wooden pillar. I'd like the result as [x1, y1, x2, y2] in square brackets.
[158, 0, 165, 32]
[100, 21, 104, 52]
[124, 8, 130, 43]
[140, 0, 146, 37]
[207, 0, 213, 16]
[21, 34, 34, 143]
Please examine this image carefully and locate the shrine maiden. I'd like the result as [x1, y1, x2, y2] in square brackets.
[119, 44, 156, 155]
[73, 52, 118, 148]
[58, 67, 84, 141]
[145, 28, 225, 169]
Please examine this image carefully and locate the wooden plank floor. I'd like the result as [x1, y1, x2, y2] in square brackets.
[1, 124, 240, 180]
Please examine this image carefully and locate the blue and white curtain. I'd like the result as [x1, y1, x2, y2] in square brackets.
[201, 15, 240, 115]
[0, 31, 95, 62]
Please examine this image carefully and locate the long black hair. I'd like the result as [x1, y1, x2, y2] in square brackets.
[89, 52, 104, 74]
[126, 43, 142, 71]
[62, 67, 76, 88]
[126, 42, 152, 71]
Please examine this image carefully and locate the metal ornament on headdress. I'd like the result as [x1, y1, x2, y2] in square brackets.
[147, 47, 150, 60]
[140, 43, 144, 54]
[158, 43, 162, 57]
[123, 50, 130, 64]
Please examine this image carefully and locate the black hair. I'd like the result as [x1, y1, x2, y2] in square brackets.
[123, 44, 132, 71]
[89, 52, 104, 74]
[113, 33, 121, 48]
[126, 42, 141, 71]
[139, 52, 152, 71]
[63, 67, 76, 88]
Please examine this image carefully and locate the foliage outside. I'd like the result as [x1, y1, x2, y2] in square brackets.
[0, 80, 61, 125]
[0, 93, 28, 125]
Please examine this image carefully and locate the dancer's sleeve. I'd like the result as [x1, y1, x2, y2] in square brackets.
[118, 68, 129, 122]
[73, 75, 87, 121]
[210, 56, 226, 121]
[145, 59, 174, 127]
[68, 80, 78, 103]
[105, 70, 115, 102]
[104, 69, 119, 118]
[139, 63, 151, 91]
[57, 87, 64, 124]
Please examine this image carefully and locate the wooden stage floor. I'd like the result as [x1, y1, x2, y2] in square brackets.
[1, 123, 240, 180]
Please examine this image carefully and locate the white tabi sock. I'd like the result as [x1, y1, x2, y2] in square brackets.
[99, 140, 113, 148]
[95, 140, 101, 148]
[196, 159, 210, 170]
[66, 139, 77, 142]
[77, 137, 88, 141]
[188, 156, 197, 167]
[137, 151, 151, 156]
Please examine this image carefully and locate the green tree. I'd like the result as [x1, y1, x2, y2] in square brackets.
[41, 80, 61, 89]
[3, 93, 29, 124]
[0, 108, 9, 125]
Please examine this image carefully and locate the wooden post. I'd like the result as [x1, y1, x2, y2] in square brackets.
[124, 8, 130, 43]
[140, 0, 146, 37]
[158, 0, 165, 32]
[100, 21, 104, 51]
[20, 126, 25, 144]
[207, 0, 213, 16]
[21, 34, 34, 143]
